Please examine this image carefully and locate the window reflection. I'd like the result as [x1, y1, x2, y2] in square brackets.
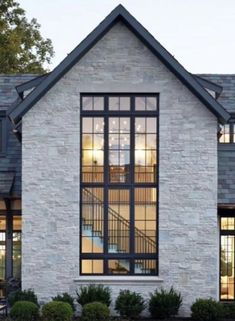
[82, 96, 104, 111]
[135, 96, 157, 111]
[109, 96, 130, 111]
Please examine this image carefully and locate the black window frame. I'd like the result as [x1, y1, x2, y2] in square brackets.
[80, 93, 159, 276]
[219, 209, 235, 301]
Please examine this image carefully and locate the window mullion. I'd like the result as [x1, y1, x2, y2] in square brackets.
[130, 108, 135, 273]
[104, 98, 109, 258]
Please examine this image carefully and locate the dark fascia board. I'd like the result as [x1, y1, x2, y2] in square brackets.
[193, 75, 223, 97]
[15, 73, 49, 98]
[9, 4, 230, 124]
[6, 97, 22, 117]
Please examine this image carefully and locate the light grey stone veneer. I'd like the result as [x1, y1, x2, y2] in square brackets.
[22, 22, 218, 316]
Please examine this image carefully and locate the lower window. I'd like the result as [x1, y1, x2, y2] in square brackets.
[220, 216, 235, 300]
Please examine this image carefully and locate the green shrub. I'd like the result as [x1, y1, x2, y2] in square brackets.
[115, 289, 145, 319]
[76, 284, 111, 307]
[42, 301, 73, 321]
[52, 292, 75, 311]
[82, 301, 110, 321]
[191, 298, 224, 321]
[149, 287, 182, 319]
[10, 301, 39, 321]
[8, 289, 38, 307]
[223, 303, 235, 319]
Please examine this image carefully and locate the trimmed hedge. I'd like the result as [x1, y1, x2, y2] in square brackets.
[42, 301, 73, 321]
[82, 301, 110, 321]
[10, 301, 39, 321]
[191, 298, 224, 321]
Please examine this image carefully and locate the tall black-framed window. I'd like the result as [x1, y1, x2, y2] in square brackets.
[80, 94, 159, 275]
[220, 214, 235, 300]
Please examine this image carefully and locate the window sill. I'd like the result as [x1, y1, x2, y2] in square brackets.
[74, 276, 163, 284]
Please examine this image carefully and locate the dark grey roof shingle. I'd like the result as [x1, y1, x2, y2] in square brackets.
[0, 171, 15, 196]
[197, 74, 235, 114]
[0, 74, 38, 197]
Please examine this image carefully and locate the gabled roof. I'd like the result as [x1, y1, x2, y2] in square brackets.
[9, 4, 230, 124]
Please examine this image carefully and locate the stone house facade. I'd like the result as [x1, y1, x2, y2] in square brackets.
[0, 4, 235, 316]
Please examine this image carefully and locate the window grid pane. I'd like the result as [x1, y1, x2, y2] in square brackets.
[82, 188, 104, 254]
[82, 118, 104, 183]
[219, 124, 230, 143]
[109, 118, 130, 183]
[135, 118, 157, 183]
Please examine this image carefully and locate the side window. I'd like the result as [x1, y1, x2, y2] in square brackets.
[219, 123, 235, 144]
[219, 124, 230, 143]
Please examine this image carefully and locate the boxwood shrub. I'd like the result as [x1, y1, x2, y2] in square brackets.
[10, 301, 39, 321]
[82, 301, 110, 321]
[191, 298, 224, 321]
[42, 301, 73, 321]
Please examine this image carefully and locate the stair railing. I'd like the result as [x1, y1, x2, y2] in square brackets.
[82, 188, 156, 254]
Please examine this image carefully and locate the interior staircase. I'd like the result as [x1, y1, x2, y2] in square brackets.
[82, 188, 156, 274]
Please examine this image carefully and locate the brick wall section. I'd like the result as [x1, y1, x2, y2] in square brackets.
[22, 22, 218, 316]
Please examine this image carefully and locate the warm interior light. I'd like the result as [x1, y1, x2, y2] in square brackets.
[135, 149, 145, 165]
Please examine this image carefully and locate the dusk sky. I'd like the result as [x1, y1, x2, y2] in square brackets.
[19, 0, 235, 73]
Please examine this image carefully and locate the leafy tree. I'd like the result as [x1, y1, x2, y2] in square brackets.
[0, 0, 54, 73]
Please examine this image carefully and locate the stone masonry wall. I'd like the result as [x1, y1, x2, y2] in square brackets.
[22, 22, 218, 316]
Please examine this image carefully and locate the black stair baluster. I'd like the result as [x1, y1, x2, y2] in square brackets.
[82, 188, 156, 256]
